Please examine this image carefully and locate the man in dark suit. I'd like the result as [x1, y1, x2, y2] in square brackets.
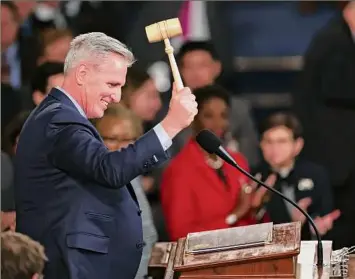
[14, 32, 198, 279]
[294, 2, 355, 248]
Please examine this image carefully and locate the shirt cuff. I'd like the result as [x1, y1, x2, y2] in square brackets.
[153, 123, 172, 151]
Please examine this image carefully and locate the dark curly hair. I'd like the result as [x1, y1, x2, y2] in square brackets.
[193, 84, 231, 111]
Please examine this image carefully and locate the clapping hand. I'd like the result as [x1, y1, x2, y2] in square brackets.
[250, 173, 277, 209]
[312, 209, 341, 236]
[225, 173, 277, 225]
[291, 198, 341, 236]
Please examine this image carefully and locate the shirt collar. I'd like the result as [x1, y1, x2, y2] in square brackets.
[5, 42, 19, 63]
[55, 86, 87, 118]
[272, 161, 295, 179]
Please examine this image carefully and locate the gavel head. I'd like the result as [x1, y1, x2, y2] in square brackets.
[145, 18, 182, 43]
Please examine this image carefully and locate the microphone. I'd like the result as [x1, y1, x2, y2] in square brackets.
[196, 129, 324, 267]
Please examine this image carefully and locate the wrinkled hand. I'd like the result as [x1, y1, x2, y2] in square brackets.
[161, 84, 198, 139]
[251, 173, 277, 209]
[312, 210, 341, 236]
[291, 197, 313, 224]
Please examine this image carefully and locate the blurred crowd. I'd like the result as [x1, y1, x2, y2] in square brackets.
[1, 1, 355, 278]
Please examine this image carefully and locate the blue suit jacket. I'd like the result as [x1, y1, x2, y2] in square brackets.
[14, 88, 169, 279]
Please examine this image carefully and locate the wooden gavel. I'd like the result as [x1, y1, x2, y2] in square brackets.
[145, 18, 184, 91]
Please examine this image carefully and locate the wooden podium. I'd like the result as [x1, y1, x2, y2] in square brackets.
[148, 242, 175, 279]
[149, 228, 355, 278]
[174, 222, 301, 278]
[150, 222, 302, 278]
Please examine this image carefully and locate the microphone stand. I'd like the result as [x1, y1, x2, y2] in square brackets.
[224, 158, 324, 267]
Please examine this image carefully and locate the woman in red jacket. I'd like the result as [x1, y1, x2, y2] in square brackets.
[161, 85, 256, 241]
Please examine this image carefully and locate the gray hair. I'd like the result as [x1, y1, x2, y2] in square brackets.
[64, 32, 135, 74]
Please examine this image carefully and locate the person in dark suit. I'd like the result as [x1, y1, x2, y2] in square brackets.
[294, 2, 355, 248]
[253, 113, 340, 240]
[14, 32, 198, 279]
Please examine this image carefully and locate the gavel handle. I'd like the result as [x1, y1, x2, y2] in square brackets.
[164, 38, 184, 91]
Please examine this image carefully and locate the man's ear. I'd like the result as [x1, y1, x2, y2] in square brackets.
[212, 60, 222, 80]
[31, 273, 40, 279]
[294, 137, 304, 157]
[75, 64, 87, 86]
[32, 91, 46, 106]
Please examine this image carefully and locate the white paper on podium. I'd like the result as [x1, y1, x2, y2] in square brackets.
[297, 241, 332, 279]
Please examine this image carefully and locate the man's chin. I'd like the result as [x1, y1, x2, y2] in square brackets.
[89, 109, 105, 119]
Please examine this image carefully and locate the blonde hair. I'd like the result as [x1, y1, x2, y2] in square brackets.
[96, 104, 143, 138]
[1, 231, 47, 279]
[64, 32, 135, 74]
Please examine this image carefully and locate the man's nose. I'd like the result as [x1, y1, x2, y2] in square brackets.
[111, 93, 120, 103]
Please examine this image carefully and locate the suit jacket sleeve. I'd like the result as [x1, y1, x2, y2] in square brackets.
[161, 165, 226, 241]
[48, 122, 169, 189]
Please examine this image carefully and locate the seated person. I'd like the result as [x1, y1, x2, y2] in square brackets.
[253, 112, 340, 239]
[31, 61, 64, 106]
[175, 41, 260, 167]
[94, 104, 158, 279]
[161, 85, 255, 241]
[1, 231, 47, 279]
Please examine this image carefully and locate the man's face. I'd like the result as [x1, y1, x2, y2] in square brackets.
[180, 50, 221, 90]
[1, 5, 19, 50]
[79, 53, 127, 119]
[43, 36, 72, 63]
[260, 126, 303, 168]
[128, 79, 161, 121]
[96, 116, 136, 151]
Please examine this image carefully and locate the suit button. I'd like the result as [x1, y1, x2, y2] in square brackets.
[143, 162, 149, 168]
[151, 155, 158, 164]
[137, 210, 142, 216]
[136, 242, 145, 249]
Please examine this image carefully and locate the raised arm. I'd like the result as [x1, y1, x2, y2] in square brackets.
[49, 122, 170, 189]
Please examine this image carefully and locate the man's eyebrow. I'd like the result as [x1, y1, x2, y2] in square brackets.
[107, 82, 121, 86]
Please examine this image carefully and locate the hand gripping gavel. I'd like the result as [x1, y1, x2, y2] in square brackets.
[145, 18, 184, 91]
